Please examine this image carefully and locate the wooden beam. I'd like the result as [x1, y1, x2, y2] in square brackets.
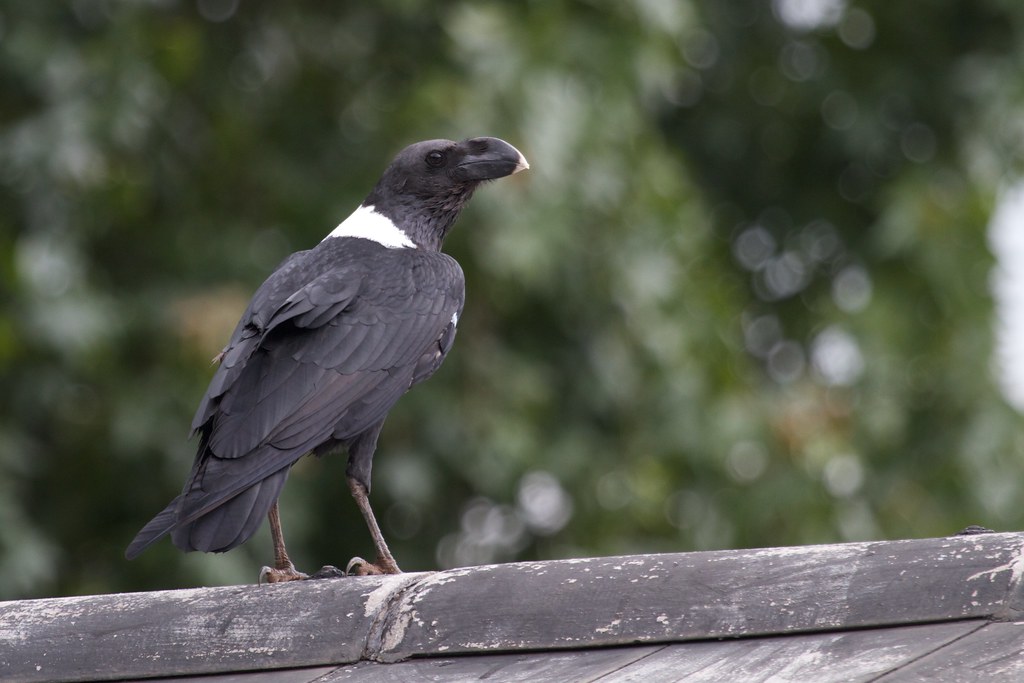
[375, 532, 1024, 661]
[0, 572, 423, 682]
[1, 533, 1022, 682]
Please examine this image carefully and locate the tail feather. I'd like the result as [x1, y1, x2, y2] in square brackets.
[125, 497, 181, 560]
[126, 465, 292, 558]
[171, 469, 289, 553]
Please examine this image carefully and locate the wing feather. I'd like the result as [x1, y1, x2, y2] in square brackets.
[164, 241, 464, 546]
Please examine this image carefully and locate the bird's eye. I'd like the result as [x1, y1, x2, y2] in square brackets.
[425, 150, 446, 168]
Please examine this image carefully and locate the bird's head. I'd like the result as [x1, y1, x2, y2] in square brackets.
[385, 136, 529, 191]
[363, 137, 528, 250]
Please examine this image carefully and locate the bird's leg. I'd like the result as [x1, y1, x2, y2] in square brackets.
[258, 502, 309, 584]
[346, 476, 402, 576]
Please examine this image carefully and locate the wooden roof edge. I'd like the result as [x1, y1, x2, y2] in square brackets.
[2, 532, 1022, 682]
[372, 531, 1024, 661]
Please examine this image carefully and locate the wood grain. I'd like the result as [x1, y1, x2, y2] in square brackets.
[377, 533, 1024, 660]
[0, 572, 422, 683]
[2, 533, 1022, 682]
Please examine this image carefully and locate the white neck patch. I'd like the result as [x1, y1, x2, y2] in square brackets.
[323, 204, 415, 249]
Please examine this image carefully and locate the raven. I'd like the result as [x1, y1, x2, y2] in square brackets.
[126, 137, 528, 581]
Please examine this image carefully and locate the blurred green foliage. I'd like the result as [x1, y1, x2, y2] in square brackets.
[1, 0, 1022, 599]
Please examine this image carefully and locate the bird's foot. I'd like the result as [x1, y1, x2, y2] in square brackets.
[258, 564, 348, 584]
[346, 556, 402, 576]
[258, 563, 309, 584]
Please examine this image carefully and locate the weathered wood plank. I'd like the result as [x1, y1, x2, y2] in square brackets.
[145, 665, 338, 683]
[315, 646, 664, 682]
[606, 621, 984, 683]
[876, 620, 1024, 681]
[173, 621, 985, 683]
[0, 572, 424, 683]
[2, 533, 1023, 682]
[375, 533, 1024, 660]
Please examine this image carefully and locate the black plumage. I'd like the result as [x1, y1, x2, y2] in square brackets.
[127, 137, 528, 578]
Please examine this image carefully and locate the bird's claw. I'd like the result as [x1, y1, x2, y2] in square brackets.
[258, 564, 309, 584]
[346, 556, 401, 576]
[346, 556, 382, 576]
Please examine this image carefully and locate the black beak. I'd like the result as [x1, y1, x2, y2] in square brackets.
[454, 137, 529, 182]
